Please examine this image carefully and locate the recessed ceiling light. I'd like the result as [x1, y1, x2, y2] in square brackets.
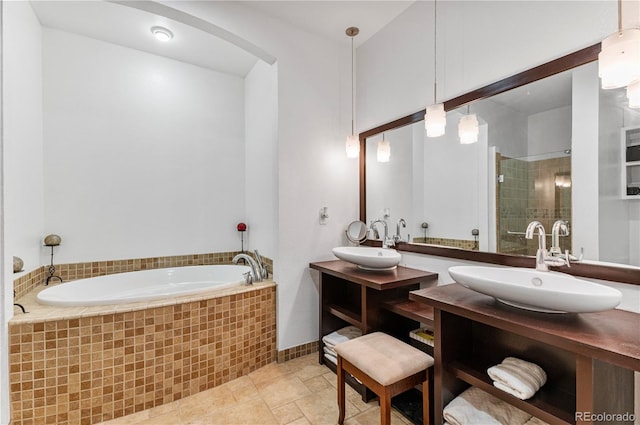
[151, 26, 173, 42]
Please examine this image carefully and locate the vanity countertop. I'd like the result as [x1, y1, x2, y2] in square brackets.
[310, 260, 437, 290]
[410, 283, 640, 372]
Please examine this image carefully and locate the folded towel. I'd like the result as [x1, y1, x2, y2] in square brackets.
[323, 345, 336, 357]
[324, 353, 338, 365]
[524, 416, 549, 425]
[443, 387, 532, 425]
[487, 357, 547, 400]
[322, 326, 362, 347]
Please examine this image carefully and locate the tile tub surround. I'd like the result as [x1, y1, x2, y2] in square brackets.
[13, 251, 274, 302]
[9, 283, 277, 425]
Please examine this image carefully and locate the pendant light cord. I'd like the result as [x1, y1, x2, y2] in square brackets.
[351, 33, 355, 135]
[433, 0, 438, 104]
[618, 0, 622, 33]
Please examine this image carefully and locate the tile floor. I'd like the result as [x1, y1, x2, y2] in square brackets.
[97, 353, 413, 425]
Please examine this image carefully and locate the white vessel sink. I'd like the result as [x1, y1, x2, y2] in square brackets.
[448, 266, 622, 313]
[332, 246, 401, 270]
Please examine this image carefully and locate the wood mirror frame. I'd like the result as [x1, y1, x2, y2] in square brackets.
[358, 43, 640, 285]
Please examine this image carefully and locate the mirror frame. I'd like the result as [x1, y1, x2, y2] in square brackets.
[358, 42, 640, 285]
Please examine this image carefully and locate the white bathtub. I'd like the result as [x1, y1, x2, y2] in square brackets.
[36, 265, 252, 307]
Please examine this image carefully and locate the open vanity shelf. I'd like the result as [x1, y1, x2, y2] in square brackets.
[410, 283, 640, 425]
[309, 260, 438, 404]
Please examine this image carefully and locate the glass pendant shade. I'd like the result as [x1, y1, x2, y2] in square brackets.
[377, 138, 391, 162]
[425, 103, 446, 137]
[346, 134, 360, 158]
[459, 114, 479, 144]
[598, 28, 640, 89]
[628, 80, 640, 108]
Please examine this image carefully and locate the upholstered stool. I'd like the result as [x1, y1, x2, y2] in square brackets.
[334, 332, 434, 425]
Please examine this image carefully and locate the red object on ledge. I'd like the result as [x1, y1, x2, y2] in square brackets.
[237, 222, 247, 232]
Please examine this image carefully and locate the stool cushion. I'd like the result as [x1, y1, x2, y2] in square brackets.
[334, 332, 434, 386]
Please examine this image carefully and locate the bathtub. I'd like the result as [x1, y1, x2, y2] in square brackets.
[36, 264, 252, 306]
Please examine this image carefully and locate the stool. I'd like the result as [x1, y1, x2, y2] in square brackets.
[335, 332, 434, 425]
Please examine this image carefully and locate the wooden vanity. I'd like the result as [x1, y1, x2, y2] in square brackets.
[410, 283, 640, 425]
[309, 260, 438, 401]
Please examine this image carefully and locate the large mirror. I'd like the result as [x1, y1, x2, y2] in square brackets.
[360, 44, 640, 283]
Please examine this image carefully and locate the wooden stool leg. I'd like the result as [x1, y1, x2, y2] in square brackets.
[380, 388, 392, 425]
[337, 356, 346, 425]
[422, 373, 430, 425]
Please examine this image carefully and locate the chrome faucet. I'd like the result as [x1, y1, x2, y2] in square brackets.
[253, 249, 269, 279]
[371, 219, 394, 248]
[549, 220, 569, 256]
[525, 221, 550, 271]
[525, 221, 570, 271]
[394, 218, 407, 243]
[232, 253, 262, 283]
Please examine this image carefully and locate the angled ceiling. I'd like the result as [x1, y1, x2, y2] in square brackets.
[30, 1, 414, 77]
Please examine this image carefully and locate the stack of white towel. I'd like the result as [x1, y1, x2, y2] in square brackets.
[322, 325, 362, 365]
[487, 357, 547, 400]
[443, 387, 549, 425]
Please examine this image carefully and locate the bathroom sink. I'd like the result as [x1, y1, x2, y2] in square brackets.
[332, 246, 401, 270]
[448, 266, 622, 313]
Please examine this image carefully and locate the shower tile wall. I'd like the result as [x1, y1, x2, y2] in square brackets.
[9, 286, 276, 425]
[498, 155, 572, 256]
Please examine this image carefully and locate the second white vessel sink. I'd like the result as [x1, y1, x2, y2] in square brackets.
[332, 246, 401, 270]
[448, 266, 622, 313]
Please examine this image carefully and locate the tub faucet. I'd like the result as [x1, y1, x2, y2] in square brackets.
[394, 218, 406, 243]
[232, 253, 262, 283]
[371, 219, 394, 248]
[253, 249, 269, 279]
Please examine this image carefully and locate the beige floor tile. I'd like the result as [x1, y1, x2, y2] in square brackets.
[294, 363, 332, 382]
[285, 417, 311, 425]
[179, 385, 237, 423]
[148, 399, 181, 418]
[271, 402, 305, 425]
[303, 374, 332, 393]
[294, 387, 359, 425]
[249, 362, 295, 390]
[200, 398, 278, 425]
[259, 374, 312, 409]
[135, 409, 183, 425]
[97, 409, 150, 425]
[231, 380, 261, 403]
[220, 375, 254, 393]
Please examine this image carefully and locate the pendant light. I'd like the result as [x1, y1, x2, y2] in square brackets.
[425, 0, 446, 137]
[628, 80, 640, 108]
[458, 106, 479, 144]
[598, 0, 640, 89]
[377, 133, 391, 162]
[345, 27, 360, 158]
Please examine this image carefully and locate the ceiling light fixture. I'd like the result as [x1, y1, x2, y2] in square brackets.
[377, 133, 391, 162]
[151, 26, 173, 42]
[598, 0, 640, 89]
[425, 0, 446, 138]
[345, 27, 360, 158]
[459, 106, 479, 144]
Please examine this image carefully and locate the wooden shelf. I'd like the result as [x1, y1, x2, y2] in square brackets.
[326, 304, 362, 329]
[449, 360, 575, 425]
[382, 299, 434, 325]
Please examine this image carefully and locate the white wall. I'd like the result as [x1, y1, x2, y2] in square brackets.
[528, 106, 572, 157]
[1, 2, 44, 422]
[168, 1, 357, 351]
[245, 60, 278, 260]
[357, 1, 615, 132]
[366, 124, 414, 240]
[42, 29, 246, 263]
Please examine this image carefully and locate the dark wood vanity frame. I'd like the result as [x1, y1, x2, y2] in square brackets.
[357, 42, 640, 286]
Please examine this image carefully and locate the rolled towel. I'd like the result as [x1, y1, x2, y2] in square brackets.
[323, 345, 336, 357]
[487, 357, 547, 400]
[322, 326, 362, 347]
[443, 387, 532, 425]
